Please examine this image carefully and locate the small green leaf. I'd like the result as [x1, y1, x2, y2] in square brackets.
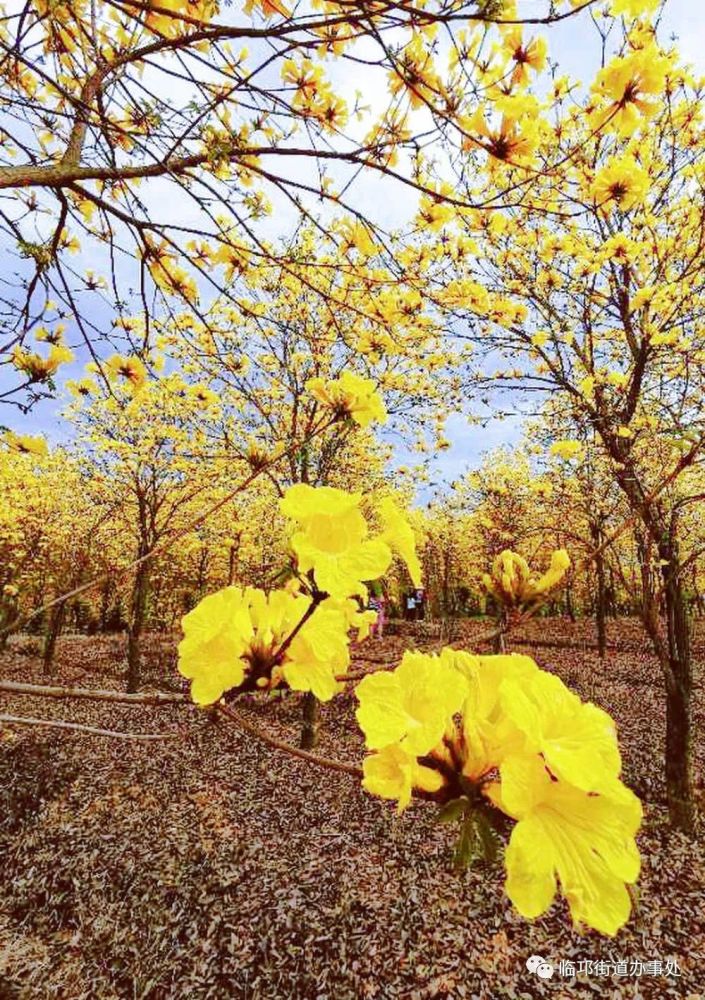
[475, 811, 499, 863]
[452, 815, 479, 870]
[436, 796, 471, 825]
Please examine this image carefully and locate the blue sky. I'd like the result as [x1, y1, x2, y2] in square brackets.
[3, 0, 703, 485]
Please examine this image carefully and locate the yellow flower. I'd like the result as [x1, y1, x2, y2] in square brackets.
[178, 587, 250, 704]
[68, 377, 97, 399]
[3, 432, 48, 457]
[500, 27, 548, 89]
[592, 45, 669, 137]
[11, 343, 73, 381]
[178, 586, 350, 705]
[550, 439, 583, 460]
[306, 371, 387, 428]
[104, 354, 148, 392]
[280, 484, 392, 599]
[449, 650, 539, 780]
[355, 650, 468, 755]
[494, 756, 642, 936]
[482, 549, 570, 609]
[591, 155, 650, 211]
[356, 649, 642, 935]
[482, 550, 531, 607]
[188, 384, 219, 409]
[499, 670, 622, 791]
[362, 745, 444, 812]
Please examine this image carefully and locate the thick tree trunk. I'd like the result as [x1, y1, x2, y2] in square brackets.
[42, 601, 66, 677]
[635, 527, 695, 831]
[126, 560, 150, 693]
[300, 691, 320, 749]
[660, 537, 695, 833]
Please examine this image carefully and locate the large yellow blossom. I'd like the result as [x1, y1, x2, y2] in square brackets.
[104, 354, 148, 393]
[355, 650, 468, 755]
[12, 343, 74, 381]
[494, 756, 642, 936]
[500, 669, 622, 791]
[280, 484, 420, 598]
[356, 649, 641, 935]
[591, 154, 650, 211]
[178, 585, 350, 704]
[500, 28, 548, 89]
[591, 45, 670, 137]
[449, 650, 538, 779]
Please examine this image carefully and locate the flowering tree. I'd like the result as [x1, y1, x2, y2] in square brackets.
[2, 0, 624, 406]
[445, 21, 703, 830]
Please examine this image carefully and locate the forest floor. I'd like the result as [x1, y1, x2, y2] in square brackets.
[0, 618, 703, 1000]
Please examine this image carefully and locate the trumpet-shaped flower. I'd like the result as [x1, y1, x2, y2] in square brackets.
[104, 354, 148, 393]
[362, 744, 444, 812]
[482, 548, 570, 609]
[448, 649, 539, 779]
[281, 484, 419, 599]
[500, 669, 621, 791]
[355, 650, 468, 755]
[591, 155, 650, 211]
[12, 343, 74, 382]
[356, 649, 641, 935]
[179, 585, 350, 704]
[494, 756, 642, 936]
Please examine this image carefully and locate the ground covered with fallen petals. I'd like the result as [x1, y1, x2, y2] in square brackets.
[0, 619, 703, 999]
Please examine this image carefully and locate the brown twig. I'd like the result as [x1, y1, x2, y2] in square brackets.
[0, 680, 188, 705]
[0, 713, 176, 740]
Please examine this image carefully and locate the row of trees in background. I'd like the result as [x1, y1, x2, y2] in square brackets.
[6, 429, 705, 664]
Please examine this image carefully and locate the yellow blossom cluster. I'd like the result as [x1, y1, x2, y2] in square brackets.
[356, 649, 642, 936]
[482, 548, 570, 610]
[306, 372, 387, 429]
[11, 343, 73, 383]
[178, 484, 421, 703]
